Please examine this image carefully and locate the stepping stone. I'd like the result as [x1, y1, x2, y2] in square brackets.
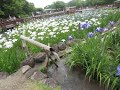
[31, 71, 47, 81]
[24, 68, 38, 78]
[21, 65, 31, 74]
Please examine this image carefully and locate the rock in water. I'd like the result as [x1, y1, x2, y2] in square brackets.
[58, 42, 66, 51]
[22, 65, 31, 74]
[20, 56, 35, 68]
[33, 52, 46, 63]
[31, 71, 47, 81]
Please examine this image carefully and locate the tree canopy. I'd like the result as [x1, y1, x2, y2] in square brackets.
[45, 0, 116, 10]
[0, 0, 117, 18]
[53, 1, 66, 10]
[44, 1, 66, 11]
[67, 0, 116, 7]
[0, 0, 35, 18]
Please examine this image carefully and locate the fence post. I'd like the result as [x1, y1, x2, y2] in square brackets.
[20, 35, 60, 68]
[22, 40, 31, 57]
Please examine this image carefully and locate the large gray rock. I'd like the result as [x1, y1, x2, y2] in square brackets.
[42, 78, 58, 88]
[24, 68, 38, 78]
[33, 52, 46, 63]
[0, 72, 9, 79]
[20, 56, 35, 68]
[51, 44, 59, 52]
[58, 42, 66, 51]
[31, 71, 47, 81]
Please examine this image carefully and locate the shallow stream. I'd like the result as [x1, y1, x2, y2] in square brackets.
[48, 57, 106, 90]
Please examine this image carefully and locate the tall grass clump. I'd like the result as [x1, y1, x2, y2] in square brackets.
[0, 40, 26, 73]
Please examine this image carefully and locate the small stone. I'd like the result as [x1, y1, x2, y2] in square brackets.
[20, 56, 35, 68]
[0, 72, 9, 79]
[24, 68, 38, 78]
[31, 71, 47, 81]
[42, 78, 57, 88]
[58, 42, 66, 51]
[22, 65, 31, 74]
[33, 53, 46, 63]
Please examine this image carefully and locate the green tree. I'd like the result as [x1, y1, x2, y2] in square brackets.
[53, 1, 66, 10]
[35, 8, 43, 12]
[23, 2, 35, 15]
[67, 0, 116, 7]
[44, 5, 54, 9]
[0, 0, 35, 18]
[67, 1, 76, 7]
[67, 0, 84, 8]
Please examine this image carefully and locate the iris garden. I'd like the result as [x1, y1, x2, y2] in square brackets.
[0, 8, 120, 89]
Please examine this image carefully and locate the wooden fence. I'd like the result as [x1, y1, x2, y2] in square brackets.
[0, 18, 24, 31]
[0, 11, 67, 31]
[1, 5, 111, 31]
[20, 35, 60, 68]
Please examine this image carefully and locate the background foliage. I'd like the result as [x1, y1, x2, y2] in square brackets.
[0, 0, 35, 18]
[0, 0, 117, 18]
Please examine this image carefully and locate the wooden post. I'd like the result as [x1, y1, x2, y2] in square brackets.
[22, 40, 31, 57]
[20, 35, 60, 68]
[20, 35, 51, 51]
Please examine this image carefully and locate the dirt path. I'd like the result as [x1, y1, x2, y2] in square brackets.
[0, 69, 30, 90]
[0, 66, 44, 90]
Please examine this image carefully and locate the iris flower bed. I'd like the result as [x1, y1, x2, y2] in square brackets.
[0, 9, 120, 74]
[67, 15, 120, 90]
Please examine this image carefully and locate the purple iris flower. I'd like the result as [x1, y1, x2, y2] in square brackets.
[96, 27, 103, 32]
[88, 32, 95, 38]
[80, 22, 91, 29]
[109, 21, 115, 26]
[103, 28, 109, 32]
[68, 35, 73, 40]
[116, 66, 120, 76]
